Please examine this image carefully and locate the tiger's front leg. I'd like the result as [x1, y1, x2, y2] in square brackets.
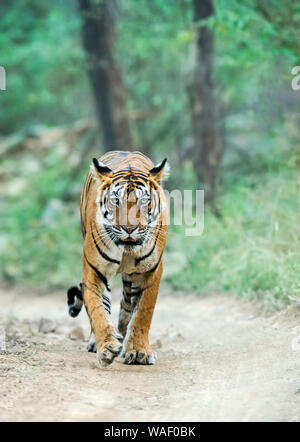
[122, 261, 163, 365]
[82, 258, 122, 367]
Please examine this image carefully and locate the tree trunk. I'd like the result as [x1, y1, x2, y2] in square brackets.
[189, 0, 221, 204]
[78, 0, 133, 151]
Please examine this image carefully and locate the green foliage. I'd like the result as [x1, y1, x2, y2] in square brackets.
[1, 0, 300, 309]
[0, 0, 90, 134]
[166, 124, 300, 309]
[0, 148, 89, 287]
[213, 0, 299, 111]
[1, 0, 298, 145]
[115, 0, 193, 162]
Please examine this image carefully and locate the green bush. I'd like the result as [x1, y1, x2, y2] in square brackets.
[166, 137, 300, 309]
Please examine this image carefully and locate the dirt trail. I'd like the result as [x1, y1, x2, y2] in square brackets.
[0, 286, 299, 422]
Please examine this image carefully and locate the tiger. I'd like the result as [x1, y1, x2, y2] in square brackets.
[67, 151, 169, 367]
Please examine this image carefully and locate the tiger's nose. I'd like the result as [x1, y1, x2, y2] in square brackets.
[123, 226, 137, 234]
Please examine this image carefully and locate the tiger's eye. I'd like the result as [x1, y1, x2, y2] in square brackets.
[140, 196, 149, 205]
[110, 196, 119, 206]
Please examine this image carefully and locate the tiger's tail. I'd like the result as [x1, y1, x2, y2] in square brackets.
[67, 283, 83, 318]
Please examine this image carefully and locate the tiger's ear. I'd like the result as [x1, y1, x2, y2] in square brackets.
[149, 158, 169, 182]
[91, 158, 113, 180]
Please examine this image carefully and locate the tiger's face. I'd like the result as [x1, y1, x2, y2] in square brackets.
[104, 182, 154, 246]
[92, 158, 167, 247]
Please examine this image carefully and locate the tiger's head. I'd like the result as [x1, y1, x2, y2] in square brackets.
[91, 157, 169, 247]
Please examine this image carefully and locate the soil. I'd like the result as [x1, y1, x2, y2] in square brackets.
[0, 286, 299, 422]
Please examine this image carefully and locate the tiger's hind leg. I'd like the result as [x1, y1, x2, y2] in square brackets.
[118, 276, 133, 337]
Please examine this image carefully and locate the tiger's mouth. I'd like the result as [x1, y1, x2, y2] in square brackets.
[117, 238, 143, 246]
[122, 237, 137, 243]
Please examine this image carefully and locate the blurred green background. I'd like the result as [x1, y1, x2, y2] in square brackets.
[0, 0, 300, 309]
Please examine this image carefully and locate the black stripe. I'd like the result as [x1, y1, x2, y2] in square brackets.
[128, 291, 143, 297]
[135, 243, 156, 265]
[94, 223, 110, 250]
[148, 253, 163, 273]
[112, 169, 148, 177]
[104, 225, 115, 241]
[133, 253, 163, 275]
[121, 300, 132, 313]
[84, 254, 110, 292]
[92, 231, 120, 265]
[111, 179, 128, 185]
[135, 221, 162, 265]
[133, 181, 146, 187]
[102, 298, 111, 310]
[122, 291, 131, 301]
[103, 301, 111, 312]
[83, 197, 88, 238]
[82, 282, 110, 314]
[157, 191, 161, 212]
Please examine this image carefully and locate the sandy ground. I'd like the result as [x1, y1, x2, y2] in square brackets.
[0, 286, 299, 422]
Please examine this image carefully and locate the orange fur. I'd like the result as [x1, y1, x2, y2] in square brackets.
[72, 151, 168, 366]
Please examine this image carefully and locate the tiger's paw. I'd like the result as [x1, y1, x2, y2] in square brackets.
[87, 341, 97, 353]
[123, 347, 157, 365]
[97, 338, 123, 367]
[88, 332, 123, 355]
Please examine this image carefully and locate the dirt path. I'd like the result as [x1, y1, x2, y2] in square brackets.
[0, 286, 299, 422]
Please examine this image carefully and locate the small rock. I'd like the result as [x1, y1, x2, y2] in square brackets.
[155, 339, 162, 348]
[39, 318, 56, 334]
[69, 327, 85, 341]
